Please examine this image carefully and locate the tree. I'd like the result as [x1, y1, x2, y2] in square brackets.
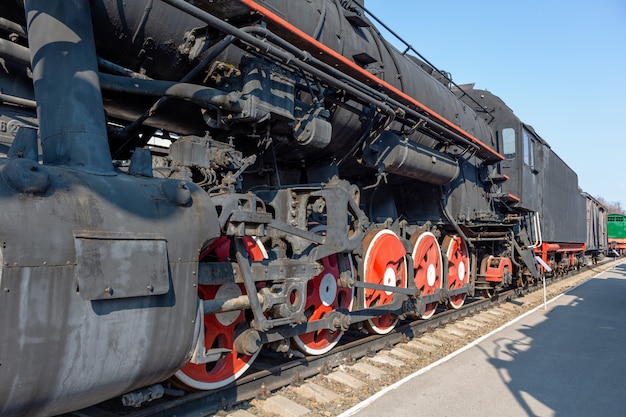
[596, 196, 625, 214]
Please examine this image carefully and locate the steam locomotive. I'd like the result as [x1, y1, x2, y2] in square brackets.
[0, 1, 607, 415]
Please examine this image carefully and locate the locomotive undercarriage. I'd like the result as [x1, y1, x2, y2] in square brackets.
[151, 129, 533, 389]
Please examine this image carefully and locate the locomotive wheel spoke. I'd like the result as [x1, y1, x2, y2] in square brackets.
[443, 235, 469, 310]
[411, 231, 443, 319]
[173, 236, 266, 390]
[362, 229, 407, 334]
[291, 252, 355, 355]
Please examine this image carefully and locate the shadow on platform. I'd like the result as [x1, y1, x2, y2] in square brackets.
[480, 275, 626, 416]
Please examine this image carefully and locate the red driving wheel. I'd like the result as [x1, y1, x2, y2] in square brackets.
[443, 235, 469, 309]
[411, 231, 442, 319]
[291, 251, 355, 355]
[362, 229, 407, 334]
[173, 236, 266, 390]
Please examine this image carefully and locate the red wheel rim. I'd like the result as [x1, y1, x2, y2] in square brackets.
[291, 253, 354, 355]
[444, 235, 469, 309]
[411, 232, 442, 319]
[362, 229, 407, 334]
[173, 236, 266, 390]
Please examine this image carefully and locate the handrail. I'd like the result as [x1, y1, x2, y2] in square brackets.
[352, 2, 495, 124]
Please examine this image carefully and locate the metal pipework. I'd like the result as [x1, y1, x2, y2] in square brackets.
[159, 0, 397, 122]
[0, 38, 30, 66]
[0, 37, 240, 113]
[0, 17, 26, 38]
[24, 0, 114, 175]
[98, 73, 243, 112]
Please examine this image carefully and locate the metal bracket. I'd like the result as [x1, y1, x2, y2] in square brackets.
[189, 301, 233, 364]
[234, 238, 307, 332]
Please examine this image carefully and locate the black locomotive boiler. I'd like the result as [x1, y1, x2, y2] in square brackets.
[0, 1, 606, 416]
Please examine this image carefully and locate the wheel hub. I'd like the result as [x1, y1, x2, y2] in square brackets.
[383, 266, 397, 295]
[214, 284, 243, 327]
[319, 272, 338, 307]
[427, 263, 437, 287]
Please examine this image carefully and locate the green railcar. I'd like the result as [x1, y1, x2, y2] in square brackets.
[608, 214, 626, 239]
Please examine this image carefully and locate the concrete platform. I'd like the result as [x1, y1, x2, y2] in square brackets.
[339, 263, 626, 417]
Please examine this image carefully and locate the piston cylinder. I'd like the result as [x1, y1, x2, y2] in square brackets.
[362, 131, 460, 185]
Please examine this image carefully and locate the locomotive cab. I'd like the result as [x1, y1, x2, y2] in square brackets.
[456, 86, 588, 274]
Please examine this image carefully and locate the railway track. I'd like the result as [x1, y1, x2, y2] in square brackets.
[63, 259, 619, 417]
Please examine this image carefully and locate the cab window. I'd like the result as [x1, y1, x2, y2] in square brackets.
[502, 128, 515, 159]
[523, 128, 536, 170]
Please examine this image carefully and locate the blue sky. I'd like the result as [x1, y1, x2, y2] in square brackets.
[365, 0, 626, 211]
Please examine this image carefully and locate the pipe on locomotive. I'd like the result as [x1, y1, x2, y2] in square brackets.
[235, 0, 503, 160]
[0, 36, 243, 121]
[159, 0, 492, 158]
[117, 34, 236, 143]
[0, 17, 26, 38]
[24, 0, 114, 175]
[0, 37, 29, 66]
[98, 73, 244, 112]
[234, 24, 479, 157]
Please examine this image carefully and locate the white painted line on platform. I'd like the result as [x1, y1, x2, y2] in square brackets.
[337, 264, 620, 417]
